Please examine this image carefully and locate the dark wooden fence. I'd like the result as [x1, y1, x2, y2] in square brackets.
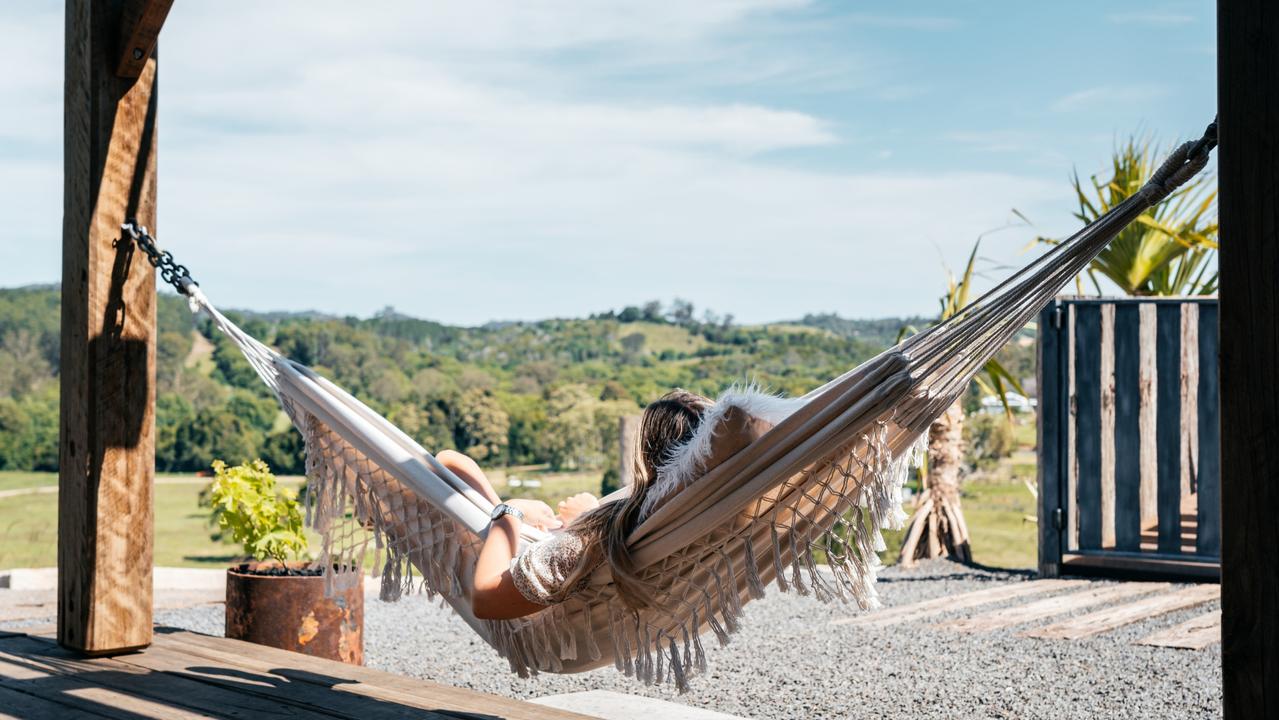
[1038, 298, 1220, 579]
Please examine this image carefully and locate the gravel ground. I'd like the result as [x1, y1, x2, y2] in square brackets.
[141, 559, 1221, 720]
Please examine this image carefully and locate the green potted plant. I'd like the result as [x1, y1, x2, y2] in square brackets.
[202, 459, 364, 665]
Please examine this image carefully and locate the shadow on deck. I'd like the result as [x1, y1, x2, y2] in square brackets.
[0, 626, 596, 720]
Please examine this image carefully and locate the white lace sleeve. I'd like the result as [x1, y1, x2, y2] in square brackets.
[509, 530, 589, 605]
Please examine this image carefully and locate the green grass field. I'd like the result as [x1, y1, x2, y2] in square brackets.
[0, 472, 58, 493]
[0, 450, 1039, 571]
[624, 321, 708, 355]
[0, 477, 241, 568]
[0, 468, 606, 570]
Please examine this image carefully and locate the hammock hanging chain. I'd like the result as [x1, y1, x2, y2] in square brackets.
[121, 220, 198, 296]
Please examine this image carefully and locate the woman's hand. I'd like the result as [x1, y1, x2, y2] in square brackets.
[505, 499, 561, 531]
[556, 492, 600, 525]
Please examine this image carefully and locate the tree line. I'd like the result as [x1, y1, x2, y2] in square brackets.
[1, 287, 934, 475]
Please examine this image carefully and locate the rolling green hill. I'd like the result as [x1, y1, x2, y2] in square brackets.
[0, 286, 1034, 476]
[1, 288, 915, 475]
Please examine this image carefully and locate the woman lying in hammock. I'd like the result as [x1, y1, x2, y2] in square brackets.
[438, 390, 712, 620]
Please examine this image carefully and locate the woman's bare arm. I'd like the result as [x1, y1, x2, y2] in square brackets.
[471, 516, 546, 619]
[471, 498, 559, 620]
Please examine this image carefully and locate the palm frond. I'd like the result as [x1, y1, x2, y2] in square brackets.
[1042, 134, 1217, 296]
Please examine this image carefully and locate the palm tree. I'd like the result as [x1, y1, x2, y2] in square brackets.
[1046, 135, 1217, 296]
[897, 240, 1024, 566]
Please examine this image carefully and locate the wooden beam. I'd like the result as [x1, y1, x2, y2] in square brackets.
[1219, 0, 1279, 716]
[114, 0, 174, 78]
[59, 0, 159, 655]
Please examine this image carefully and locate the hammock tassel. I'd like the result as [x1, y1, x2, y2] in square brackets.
[743, 535, 767, 600]
[668, 634, 689, 693]
[690, 607, 708, 673]
[583, 602, 602, 661]
[652, 627, 665, 686]
[770, 522, 790, 593]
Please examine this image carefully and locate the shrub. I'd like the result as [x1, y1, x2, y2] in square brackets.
[964, 414, 1016, 470]
[201, 459, 308, 563]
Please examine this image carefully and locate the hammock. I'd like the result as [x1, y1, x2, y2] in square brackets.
[136, 124, 1214, 691]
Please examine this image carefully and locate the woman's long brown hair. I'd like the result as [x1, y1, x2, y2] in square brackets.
[570, 389, 712, 609]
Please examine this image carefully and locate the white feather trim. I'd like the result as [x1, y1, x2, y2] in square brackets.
[639, 384, 809, 519]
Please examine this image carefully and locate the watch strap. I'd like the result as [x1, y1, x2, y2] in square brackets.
[491, 502, 525, 522]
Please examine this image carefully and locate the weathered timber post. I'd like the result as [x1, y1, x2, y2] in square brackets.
[59, 0, 172, 655]
[1219, 0, 1279, 715]
[618, 415, 640, 486]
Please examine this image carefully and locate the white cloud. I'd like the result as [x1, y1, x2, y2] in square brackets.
[1051, 84, 1170, 112]
[2, 0, 1072, 324]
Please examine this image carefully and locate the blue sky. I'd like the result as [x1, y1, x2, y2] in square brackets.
[1, 1, 1216, 325]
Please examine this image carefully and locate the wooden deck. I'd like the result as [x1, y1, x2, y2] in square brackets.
[0, 627, 596, 720]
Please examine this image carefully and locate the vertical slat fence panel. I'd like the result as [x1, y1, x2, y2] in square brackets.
[1074, 304, 1102, 550]
[1156, 304, 1183, 555]
[1099, 304, 1117, 548]
[1138, 304, 1160, 529]
[1181, 304, 1200, 499]
[1197, 303, 1221, 557]
[1112, 303, 1142, 551]
[1039, 297, 1220, 575]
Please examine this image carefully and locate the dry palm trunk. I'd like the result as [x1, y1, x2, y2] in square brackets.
[898, 401, 972, 565]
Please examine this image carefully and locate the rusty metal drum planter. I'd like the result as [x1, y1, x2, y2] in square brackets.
[225, 563, 364, 665]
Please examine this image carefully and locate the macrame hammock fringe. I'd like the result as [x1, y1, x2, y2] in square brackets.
[152, 125, 1214, 692]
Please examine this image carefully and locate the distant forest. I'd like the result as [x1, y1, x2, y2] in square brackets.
[0, 286, 1033, 474]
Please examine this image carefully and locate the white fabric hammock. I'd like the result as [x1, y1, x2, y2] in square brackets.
[167, 132, 1212, 691]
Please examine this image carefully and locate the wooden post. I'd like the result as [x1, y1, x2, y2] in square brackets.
[1219, 1, 1279, 715]
[618, 415, 640, 486]
[59, 0, 165, 654]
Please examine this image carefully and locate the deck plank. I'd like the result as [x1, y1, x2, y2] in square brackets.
[0, 634, 323, 719]
[155, 629, 599, 720]
[2, 630, 597, 720]
[939, 582, 1169, 633]
[0, 649, 214, 718]
[0, 684, 113, 719]
[1021, 584, 1219, 640]
[106, 641, 457, 720]
[1136, 610, 1220, 650]
[832, 579, 1085, 627]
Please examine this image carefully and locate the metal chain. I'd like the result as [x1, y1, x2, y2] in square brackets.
[121, 220, 198, 296]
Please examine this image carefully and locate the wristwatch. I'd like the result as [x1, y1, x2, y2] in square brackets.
[490, 502, 525, 523]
